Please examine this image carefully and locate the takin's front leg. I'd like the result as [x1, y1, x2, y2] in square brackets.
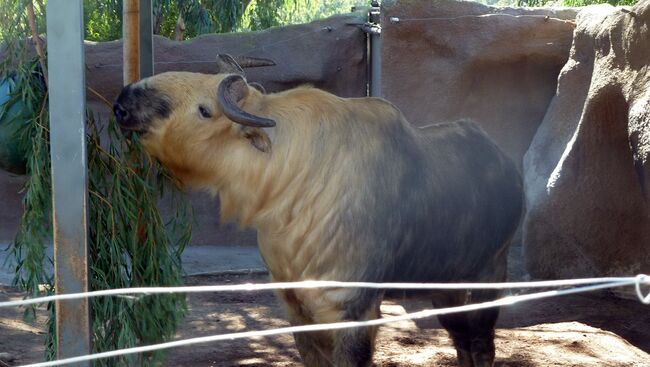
[332, 325, 378, 367]
[278, 290, 334, 366]
[278, 289, 382, 367]
[331, 291, 382, 367]
[292, 330, 334, 367]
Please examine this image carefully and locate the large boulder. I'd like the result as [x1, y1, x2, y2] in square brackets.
[381, 0, 577, 168]
[523, 0, 650, 280]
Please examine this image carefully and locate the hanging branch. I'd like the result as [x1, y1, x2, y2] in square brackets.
[26, 0, 48, 87]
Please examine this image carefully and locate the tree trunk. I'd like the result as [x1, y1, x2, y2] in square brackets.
[172, 13, 186, 41]
[123, 0, 140, 85]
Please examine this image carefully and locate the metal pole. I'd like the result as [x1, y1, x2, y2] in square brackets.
[123, 0, 140, 84]
[139, 0, 154, 78]
[368, 2, 382, 97]
[45, 0, 91, 365]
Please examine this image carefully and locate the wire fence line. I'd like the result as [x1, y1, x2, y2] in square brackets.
[387, 13, 571, 24]
[2, 275, 649, 308]
[15, 275, 649, 367]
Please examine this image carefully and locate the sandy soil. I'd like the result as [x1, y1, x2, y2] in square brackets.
[2, 271, 649, 367]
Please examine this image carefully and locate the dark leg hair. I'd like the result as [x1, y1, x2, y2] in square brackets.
[332, 295, 381, 367]
[292, 331, 334, 367]
[466, 289, 500, 367]
[434, 290, 475, 367]
[434, 249, 507, 367]
[333, 327, 376, 367]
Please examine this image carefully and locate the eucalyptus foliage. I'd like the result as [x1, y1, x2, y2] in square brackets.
[85, 118, 191, 366]
[1, 0, 52, 318]
[1, 1, 191, 365]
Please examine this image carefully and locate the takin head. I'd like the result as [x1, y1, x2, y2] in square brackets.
[113, 55, 277, 188]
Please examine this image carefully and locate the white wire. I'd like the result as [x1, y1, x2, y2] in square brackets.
[389, 13, 565, 23]
[3, 276, 648, 308]
[636, 274, 650, 304]
[17, 279, 640, 367]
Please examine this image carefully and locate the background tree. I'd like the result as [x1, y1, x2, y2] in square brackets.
[80, 0, 359, 41]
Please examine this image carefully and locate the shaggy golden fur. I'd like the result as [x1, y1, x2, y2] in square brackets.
[136, 74, 404, 354]
[139, 73, 401, 283]
[116, 70, 523, 367]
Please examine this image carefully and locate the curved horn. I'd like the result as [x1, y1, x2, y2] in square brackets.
[215, 54, 276, 74]
[233, 56, 276, 68]
[217, 74, 276, 128]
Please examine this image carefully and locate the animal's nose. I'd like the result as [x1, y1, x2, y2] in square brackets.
[113, 103, 129, 123]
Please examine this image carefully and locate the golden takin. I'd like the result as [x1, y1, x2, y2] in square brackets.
[114, 55, 523, 367]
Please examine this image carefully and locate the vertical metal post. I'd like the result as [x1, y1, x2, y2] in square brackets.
[46, 0, 91, 364]
[368, 1, 382, 97]
[123, 0, 140, 84]
[139, 0, 154, 78]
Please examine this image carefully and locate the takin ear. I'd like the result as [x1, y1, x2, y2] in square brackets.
[248, 82, 266, 94]
[215, 54, 244, 75]
[239, 126, 272, 153]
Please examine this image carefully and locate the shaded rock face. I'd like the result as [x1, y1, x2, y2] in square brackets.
[523, 1, 650, 279]
[380, 0, 577, 168]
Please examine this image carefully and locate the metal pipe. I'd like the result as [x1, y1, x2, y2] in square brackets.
[368, 3, 381, 97]
[139, 0, 154, 78]
[45, 0, 91, 364]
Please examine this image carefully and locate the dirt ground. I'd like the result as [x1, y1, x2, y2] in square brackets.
[2, 270, 650, 367]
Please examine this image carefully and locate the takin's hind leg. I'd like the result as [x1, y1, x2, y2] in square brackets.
[433, 289, 500, 367]
[464, 291, 500, 367]
[433, 291, 474, 367]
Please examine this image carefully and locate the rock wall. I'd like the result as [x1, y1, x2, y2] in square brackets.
[523, 0, 650, 279]
[381, 0, 577, 168]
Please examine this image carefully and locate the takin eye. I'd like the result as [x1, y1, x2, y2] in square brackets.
[198, 105, 212, 119]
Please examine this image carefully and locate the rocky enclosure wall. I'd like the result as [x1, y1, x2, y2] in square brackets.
[523, 0, 650, 281]
[381, 0, 577, 168]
